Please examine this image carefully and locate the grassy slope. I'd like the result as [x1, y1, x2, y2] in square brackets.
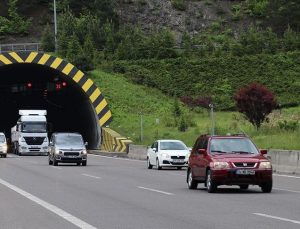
[89, 70, 300, 150]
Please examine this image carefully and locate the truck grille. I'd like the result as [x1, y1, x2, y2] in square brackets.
[171, 156, 185, 159]
[64, 152, 80, 156]
[233, 162, 256, 168]
[24, 137, 45, 145]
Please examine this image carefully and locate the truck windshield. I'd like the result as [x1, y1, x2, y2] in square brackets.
[0, 135, 5, 143]
[22, 122, 47, 133]
[56, 135, 84, 147]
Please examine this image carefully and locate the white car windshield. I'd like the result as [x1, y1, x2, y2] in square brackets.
[56, 135, 84, 147]
[210, 138, 259, 154]
[160, 142, 187, 150]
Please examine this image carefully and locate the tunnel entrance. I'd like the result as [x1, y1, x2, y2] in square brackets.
[0, 52, 112, 149]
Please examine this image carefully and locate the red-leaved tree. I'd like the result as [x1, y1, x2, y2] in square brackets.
[234, 83, 278, 129]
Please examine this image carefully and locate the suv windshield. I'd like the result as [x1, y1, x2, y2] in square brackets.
[0, 135, 5, 143]
[22, 122, 47, 133]
[160, 141, 187, 150]
[56, 135, 84, 147]
[210, 138, 259, 154]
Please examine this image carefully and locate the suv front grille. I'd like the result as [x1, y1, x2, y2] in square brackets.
[64, 152, 80, 156]
[24, 137, 45, 145]
[233, 162, 256, 168]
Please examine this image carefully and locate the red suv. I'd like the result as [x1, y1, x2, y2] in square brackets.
[187, 134, 272, 193]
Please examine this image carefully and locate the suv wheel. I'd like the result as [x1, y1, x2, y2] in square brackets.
[147, 157, 153, 169]
[206, 170, 217, 193]
[261, 181, 272, 193]
[187, 169, 198, 189]
[48, 156, 53, 165]
[53, 158, 58, 166]
[82, 161, 87, 166]
[156, 158, 162, 170]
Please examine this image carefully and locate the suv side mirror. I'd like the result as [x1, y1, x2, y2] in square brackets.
[85, 142, 88, 146]
[198, 149, 207, 156]
[260, 149, 268, 155]
[152, 147, 157, 152]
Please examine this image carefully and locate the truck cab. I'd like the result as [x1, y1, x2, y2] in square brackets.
[11, 110, 49, 156]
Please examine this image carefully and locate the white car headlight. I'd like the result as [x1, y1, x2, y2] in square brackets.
[81, 149, 87, 155]
[55, 149, 60, 155]
[212, 162, 230, 169]
[259, 161, 272, 169]
[160, 153, 170, 158]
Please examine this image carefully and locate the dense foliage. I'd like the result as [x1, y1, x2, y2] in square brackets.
[234, 83, 278, 129]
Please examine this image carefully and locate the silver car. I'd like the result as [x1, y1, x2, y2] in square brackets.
[48, 132, 87, 166]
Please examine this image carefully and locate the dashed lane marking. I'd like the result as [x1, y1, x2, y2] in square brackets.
[253, 213, 300, 225]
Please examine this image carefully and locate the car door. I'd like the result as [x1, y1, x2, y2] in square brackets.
[198, 138, 209, 178]
[190, 136, 205, 178]
[149, 141, 158, 165]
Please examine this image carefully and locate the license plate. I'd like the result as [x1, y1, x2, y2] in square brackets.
[236, 170, 255, 175]
[173, 159, 184, 163]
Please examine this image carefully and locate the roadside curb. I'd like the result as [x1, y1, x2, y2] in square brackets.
[88, 150, 146, 161]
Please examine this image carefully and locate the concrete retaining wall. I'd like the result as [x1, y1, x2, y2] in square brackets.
[268, 150, 300, 175]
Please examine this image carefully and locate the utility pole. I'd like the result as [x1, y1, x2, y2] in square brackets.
[140, 113, 143, 142]
[53, 0, 58, 52]
[209, 103, 215, 136]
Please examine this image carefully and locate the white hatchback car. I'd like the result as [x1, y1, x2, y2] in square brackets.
[147, 140, 190, 170]
[0, 133, 7, 158]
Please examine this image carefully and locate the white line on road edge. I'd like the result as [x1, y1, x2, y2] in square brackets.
[89, 154, 144, 163]
[82, 174, 101, 179]
[274, 174, 300, 179]
[274, 188, 300, 194]
[138, 186, 175, 196]
[0, 178, 97, 229]
[253, 213, 300, 225]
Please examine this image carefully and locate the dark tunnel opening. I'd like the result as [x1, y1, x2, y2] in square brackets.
[0, 64, 100, 149]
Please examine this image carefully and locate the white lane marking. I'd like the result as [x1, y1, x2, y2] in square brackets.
[274, 174, 300, 179]
[89, 154, 144, 163]
[138, 186, 174, 196]
[274, 188, 300, 194]
[0, 178, 97, 229]
[82, 174, 101, 179]
[254, 213, 300, 225]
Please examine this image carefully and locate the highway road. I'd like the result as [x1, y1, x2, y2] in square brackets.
[0, 154, 300, 229]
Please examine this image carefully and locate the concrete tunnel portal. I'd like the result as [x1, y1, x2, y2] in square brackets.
[0, 52, 112, 149]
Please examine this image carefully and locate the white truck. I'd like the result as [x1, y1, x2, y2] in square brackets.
[11, 110, 49, 156]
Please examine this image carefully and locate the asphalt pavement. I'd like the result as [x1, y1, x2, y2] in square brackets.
[0, 153, 300, 229]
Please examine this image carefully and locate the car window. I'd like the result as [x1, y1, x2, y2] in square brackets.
[55, 134, 84, 147]
[192, 135, 207, 153]
[160, 141, 187, 150]
[209, 138, 259, 154]
[0, 135, 6, 143]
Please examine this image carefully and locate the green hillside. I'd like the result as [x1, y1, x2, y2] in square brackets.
[90, 70, 300, 150]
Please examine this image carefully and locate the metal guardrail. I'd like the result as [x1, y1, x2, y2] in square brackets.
[0, 43, 42, 53]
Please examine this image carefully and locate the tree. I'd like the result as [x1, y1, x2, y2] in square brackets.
[234, 83, 277, 129]
[41, 24, 55, 52]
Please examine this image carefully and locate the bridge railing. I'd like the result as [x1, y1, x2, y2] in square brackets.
[0, 43, 42, 53]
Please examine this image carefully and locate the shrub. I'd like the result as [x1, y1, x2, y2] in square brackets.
[278, 120, 299, 131]
[41, 24, 55, 52]
[178, 116, 188, 132]
[171, 0, 186, 11]
[234, 83, 278, 129]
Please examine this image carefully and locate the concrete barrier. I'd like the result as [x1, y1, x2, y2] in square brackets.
[268, 150, 300, 175]
[127, 145, 147, 160]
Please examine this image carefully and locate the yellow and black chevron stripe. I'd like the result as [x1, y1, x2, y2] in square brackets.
[0, 51, 112, 127]
[101, 128, 133, 153]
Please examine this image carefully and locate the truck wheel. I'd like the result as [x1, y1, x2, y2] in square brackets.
[240, 185, 249, 190]
[82, 161, 87, 166]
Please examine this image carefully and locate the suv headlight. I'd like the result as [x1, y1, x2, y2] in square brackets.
[259, 161, 272, 169]
[81, 149, 87, 155]
[55, 149, 60, 155]
[211, 162, 230, 169]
